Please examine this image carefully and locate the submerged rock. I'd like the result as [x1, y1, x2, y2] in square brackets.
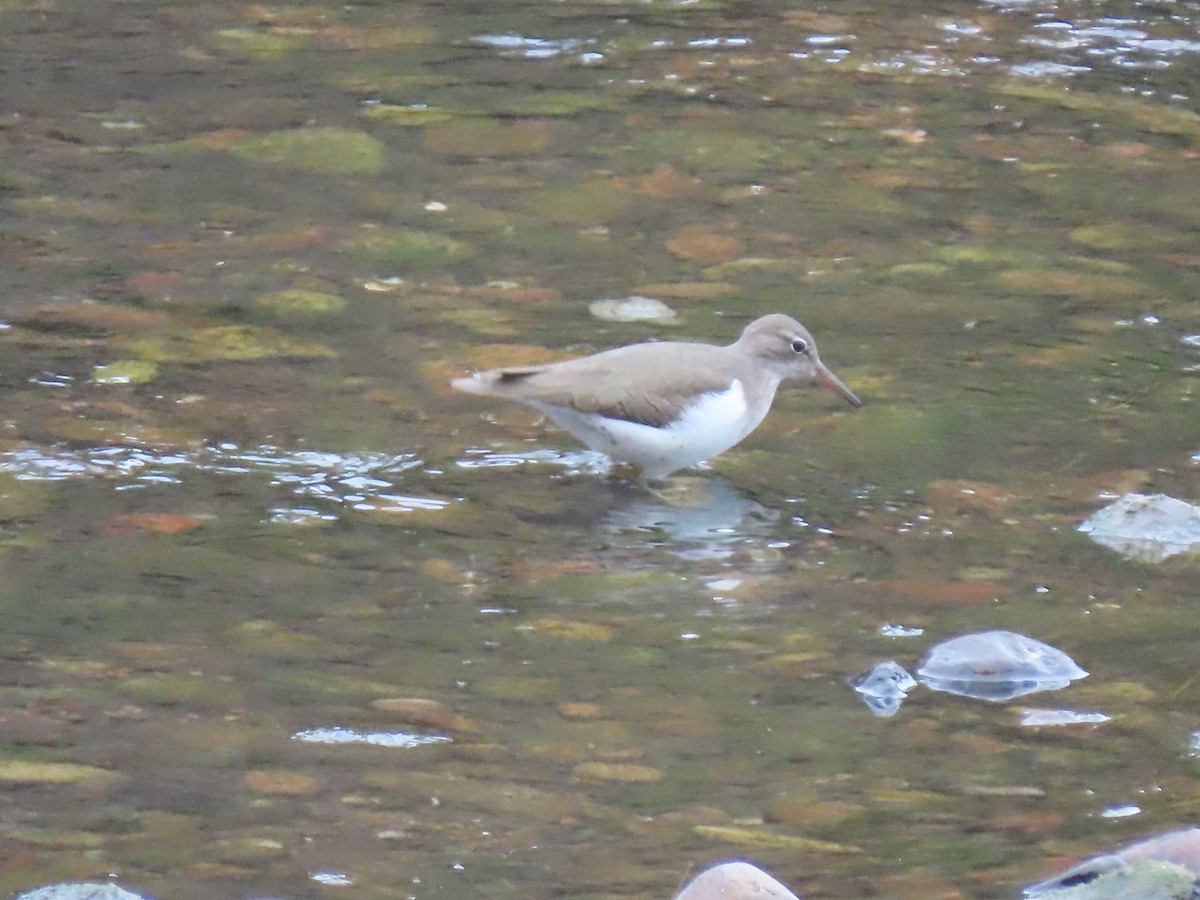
[1025, 860, 1196, 899]
[228, 127, 384, 175]
[340, 226, 472, 272]
[851, 661, 916, 717]
[588, 296, 678, 323]
[1025, 828, 1200, 898]
[674, 860, 801, 899]
[253, 289, 347, 318]
[1078, 493, 1200, 562]
[229, 127, 384, 175]
[916, 631, 1087, 702]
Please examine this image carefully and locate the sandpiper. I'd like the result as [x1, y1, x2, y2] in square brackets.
[452, 313, 862, 480]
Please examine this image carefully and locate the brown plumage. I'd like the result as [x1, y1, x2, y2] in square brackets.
[453, 313, 862, 478]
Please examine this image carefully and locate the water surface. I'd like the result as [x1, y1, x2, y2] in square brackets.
[1, 0, 1199, 897]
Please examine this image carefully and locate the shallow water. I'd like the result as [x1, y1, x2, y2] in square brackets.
[1, 0, 1199, 897]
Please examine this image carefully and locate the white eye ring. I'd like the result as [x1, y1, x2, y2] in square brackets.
[790, 338, 809, 354]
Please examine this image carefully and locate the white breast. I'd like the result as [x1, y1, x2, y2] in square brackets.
[533, 378, 778, 479]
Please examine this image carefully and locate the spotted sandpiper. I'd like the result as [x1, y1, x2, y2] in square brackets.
[452, 313, 863, 480]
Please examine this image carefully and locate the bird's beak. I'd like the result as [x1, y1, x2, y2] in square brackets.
[815, 364, 863, 408]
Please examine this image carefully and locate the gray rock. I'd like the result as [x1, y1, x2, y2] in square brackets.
[916, 630, 1087, 702]
[588, 296, 678, 323]
[1026, 828, 1200, 897]
[1024, 858, 1196, 899]
[851, 660, 916, 717]
[1078, 493, 1200, 562]
[15, 885, 151, 900]
[674, 861, 801, 899]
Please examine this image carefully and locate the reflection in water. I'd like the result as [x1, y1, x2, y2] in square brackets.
[1019, 709, 1111, 727]
[456, 446, 613, 476]
[1022, 17, 1200, 69]
[457, 449, 785, 557]
[292, 726, 453, 748]
[310, 871, 354, 886]
[470, 33, 592, 59]
[601, 476, 781, 559]
[1099, 804, 1142, 819]
[879, 623, 925, 638]
[686, 35, 752, 49]
[852, 661, 917, 718]
[30, 372, 74, 388]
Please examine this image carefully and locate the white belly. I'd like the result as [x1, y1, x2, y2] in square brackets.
[532, 379, 776, 479]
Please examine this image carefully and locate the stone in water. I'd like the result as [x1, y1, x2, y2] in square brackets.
[1078, 493, 1200, 563]
[588, 296, 678, 323]
[916, 630, 1087, 702]
[674, 861, 801, 900]
[851, 661, 916, 717]
[1025, 827, 1200, 897]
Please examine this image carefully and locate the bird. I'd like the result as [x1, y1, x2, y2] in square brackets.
[452, 313, 862, 480]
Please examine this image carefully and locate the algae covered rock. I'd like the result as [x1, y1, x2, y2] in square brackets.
[229, 127, 384, 175]
[340, 227, 472, 272]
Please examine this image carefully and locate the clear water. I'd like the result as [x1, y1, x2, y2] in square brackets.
[0, 0, 1199, 897]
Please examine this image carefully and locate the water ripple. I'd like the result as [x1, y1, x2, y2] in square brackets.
[292, 726, 452, 748]
[470, 33, 593, 59]
[0, 443, 450, 520]
[455, 447, 613, 475]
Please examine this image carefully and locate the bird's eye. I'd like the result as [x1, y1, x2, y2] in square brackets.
[790, 338, 809, 354]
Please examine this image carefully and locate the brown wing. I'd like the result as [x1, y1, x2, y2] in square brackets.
[457, 342, 738, 428]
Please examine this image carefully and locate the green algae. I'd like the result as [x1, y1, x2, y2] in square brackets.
[10, 827, 108, 848]
[701, 257, 805, 279]
[936, 244, 1042, 266]
[361, 104, 463, 126]
[422, 119, 550, 157]
[436, 306, 519, 336]
[224, 619, 323, 661]
[1069, 222, 1191, 252]
[336, 73, 457, 93]
[91, 359, 160, 385]
[626, 128, 774, 176]
[258, 670, 401, 698]
[213, 28, 302, 60]
[995, 81, 1200, 137]
[254, 289, 347, 318]
[474, 675, 559, 702]
[693, 824, 862, 854]
[340, 227, 472, 272]
[39, 418, 205, 448]
[1033, 860, 1197, 900]
[0, 473, 51, 521]
[117, 325, 336, 363]
[121, 673, 245, 707]
[319, 24, 437, 49]
[886, 262, 950, 278]
[525, 179, 632, 226]
[228, 127, 385, 175]
[997, 268, 1148, 302]
[0, 760, 118, 786]
[497, 91, 623, 117]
